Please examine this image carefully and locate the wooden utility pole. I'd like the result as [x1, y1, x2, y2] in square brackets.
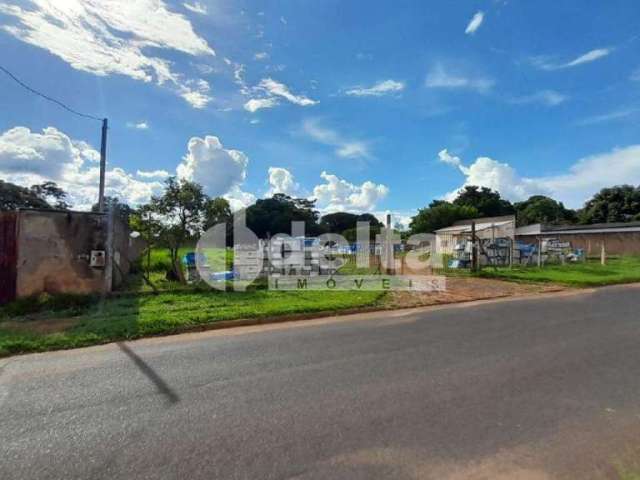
[98, 118, 108, 212]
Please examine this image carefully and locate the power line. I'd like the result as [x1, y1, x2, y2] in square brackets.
[0, 64, 103, 122]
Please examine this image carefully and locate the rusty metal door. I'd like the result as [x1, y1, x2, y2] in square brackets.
[0, 212, 18, 304]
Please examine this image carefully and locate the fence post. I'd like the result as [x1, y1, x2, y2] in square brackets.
[537, 237, 542, 268]
[471, 222, 477, 272]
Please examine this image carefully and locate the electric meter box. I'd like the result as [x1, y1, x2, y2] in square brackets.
[90, 250, 106, 268]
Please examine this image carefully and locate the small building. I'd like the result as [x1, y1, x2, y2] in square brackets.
[435, 215, 516, 255]
[515, 221, 640, 257]
[0, 208, 132, 304]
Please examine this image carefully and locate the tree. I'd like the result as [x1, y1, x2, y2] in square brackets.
[453, 186, 514, 217]
[91, 196, 133, 224]
[514, 195, 576, 226]
[150, 177, 208, 282]
[410, 201, 479, 234]
[204, 196, 233, 246]
[29, 181, 70, 209]
[320, 212, 358, 233]
[578, 185, 640, 224]
[129, 203, 163, 292]
[0, 179, 69, 211]
[204, 197, 232, 230]
[246, 194, 322, 238]
[319, 212, 383, 234]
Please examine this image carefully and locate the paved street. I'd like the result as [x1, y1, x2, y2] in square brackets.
[1, 285, 640, 479]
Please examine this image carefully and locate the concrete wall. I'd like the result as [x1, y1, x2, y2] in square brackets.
[516, 232, 640, 257]
[14, 210, 130, 298]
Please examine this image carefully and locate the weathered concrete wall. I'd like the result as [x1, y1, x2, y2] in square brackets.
[516, 232, 640, 256]
[14, 210, 129, 298]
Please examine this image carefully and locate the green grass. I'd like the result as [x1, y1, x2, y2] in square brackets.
[618, 472, 640, 480]
[477, 256, 640, 287]
[0, 289, 385, 357]
[142, 246, 232, 272]
[612, 448, 640, 480]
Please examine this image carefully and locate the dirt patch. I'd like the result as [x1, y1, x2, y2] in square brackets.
[388, 277, 567, 309]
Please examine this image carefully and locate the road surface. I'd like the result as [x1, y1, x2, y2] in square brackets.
[1, 285, 640, 479]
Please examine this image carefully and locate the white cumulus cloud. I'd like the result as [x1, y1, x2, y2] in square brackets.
[465, 11, 484, 35]
[177, 135, 249, 199]
[0, 0, 214, 107]
[438, 145, 640, 208]
[312, 171, 388, 212]
[266, 167, 299, 196]
[437, 149, 463, 168]
[345, 79, 405, 97]
[0, 126, 162, 209]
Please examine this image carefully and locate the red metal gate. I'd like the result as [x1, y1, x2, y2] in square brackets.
[0, 212, 18, 304]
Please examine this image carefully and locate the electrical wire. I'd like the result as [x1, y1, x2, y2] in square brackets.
[0, 64, 103, 122]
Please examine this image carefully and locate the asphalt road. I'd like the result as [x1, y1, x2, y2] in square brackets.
[2, 285, 640, 479]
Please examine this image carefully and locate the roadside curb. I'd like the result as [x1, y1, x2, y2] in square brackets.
[91, 287, 589, 345]
[7, 283, 640, 358]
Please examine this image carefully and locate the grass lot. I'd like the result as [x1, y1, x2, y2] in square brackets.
[477, 256, 640, 287]
[143, 246, 232, 272]
[0, 289, 385, 357]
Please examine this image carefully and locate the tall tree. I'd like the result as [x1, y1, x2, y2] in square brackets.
[453, 186, 514, 217]
[410, 201, 479, 234]
[29, 181, 70, 209]
[246, 194, 322, 238]
[0, 179, 69, 211]
[319, 212, 383, 233]
[578, 185, 640, 224]
[151, 177, 208, 282]
[204, 197, 232, 230]
[514, 195, 576, 226]
[204, 196, 233, 246]
[129, 203, 164, 292]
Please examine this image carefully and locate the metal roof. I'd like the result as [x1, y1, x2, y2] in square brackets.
[436, 219, 514, 234]
[516, 221, 640, 236]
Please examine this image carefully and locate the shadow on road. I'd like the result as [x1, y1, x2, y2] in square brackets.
[117, 342, 180, 404]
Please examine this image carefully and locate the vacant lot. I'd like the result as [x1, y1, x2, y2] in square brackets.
[5, 249, 634, 357]
[0, 289, 385, 356]
[477, 256, 640, 287]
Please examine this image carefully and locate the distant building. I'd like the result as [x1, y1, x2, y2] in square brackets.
[0, 208, 133, 304]
[515, 221, 640, 256]
[435, 215, 516, 255]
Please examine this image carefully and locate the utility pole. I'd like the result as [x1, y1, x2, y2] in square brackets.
[98, 118, 108, 212]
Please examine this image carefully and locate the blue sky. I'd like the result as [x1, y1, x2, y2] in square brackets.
[0, 0, 639, 224]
